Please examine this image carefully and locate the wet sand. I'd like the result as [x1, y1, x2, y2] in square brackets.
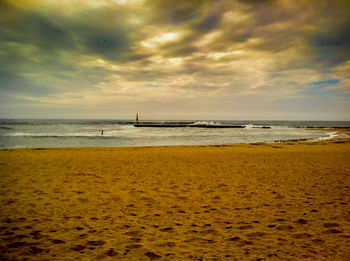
[1, 135, 350, 260]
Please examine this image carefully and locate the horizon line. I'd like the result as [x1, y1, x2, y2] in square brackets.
[1, 117, 350, 122]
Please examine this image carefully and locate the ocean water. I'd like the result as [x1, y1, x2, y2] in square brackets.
[0, 119, 349, 148]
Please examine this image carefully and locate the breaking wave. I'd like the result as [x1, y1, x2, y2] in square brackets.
[190, 121, 221, 126]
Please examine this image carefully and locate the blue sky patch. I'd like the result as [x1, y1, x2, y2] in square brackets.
[145, 83, 160, 87]
[312, 79, 339, 85]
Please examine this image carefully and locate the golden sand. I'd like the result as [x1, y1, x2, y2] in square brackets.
[1, 135, 350, 260]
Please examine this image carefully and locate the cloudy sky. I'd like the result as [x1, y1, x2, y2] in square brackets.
[1, 0, 349, 120]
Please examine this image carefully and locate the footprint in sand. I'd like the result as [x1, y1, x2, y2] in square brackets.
[275, 218, 286, 222]
[105, 248, 118, 256]
[140, 196, 156, 204]
[295, 219, 308, 224]
[87, 240, 106, 246]
[30, 231, 43, 240]
[274, 194, 285, 199]
[71, 245, 86, 251]
[292, 233, 312, 239]
[185, 237, 215, 244]
[77, 197, 89, 203]
[159, 227, 174, 232]
[158, 242, 176, 247]
[227, 237, 253, 246]
[111, 196, 121, 201]
[129, 237, 142, 243]
[3, 231, 14, 236]
[27, 246, 45, 255]
[7, 242, 28, 248]
[145, 251, 161, 260]
[312, 238, 324, 244]
[276, 225, 294, 230]
[228, 236, 241, 241]
[323, 222, 340, 228]
[246, 232, 265, 237]
[200, 228, 218, 235]
[238, 225, 253, 230]
[52, 239, 65, 244]
[126, 244, 143, 249]
[124, 230, 142, 237]
[322, 229, 342, 234]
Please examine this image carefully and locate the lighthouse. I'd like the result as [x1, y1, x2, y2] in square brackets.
[135, 113, 139, 125]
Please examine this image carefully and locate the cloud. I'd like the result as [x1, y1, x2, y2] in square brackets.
[310, 21, 350, 67]
[0, 1, 134, 100]
[147, 0, 211, 25]
[0, 0, 349, 120]
[195, 12, 222, 32]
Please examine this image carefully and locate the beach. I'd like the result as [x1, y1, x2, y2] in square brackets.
[1, 134, 350, 260]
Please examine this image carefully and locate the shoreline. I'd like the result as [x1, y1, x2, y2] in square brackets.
[1, 128, 349, 150]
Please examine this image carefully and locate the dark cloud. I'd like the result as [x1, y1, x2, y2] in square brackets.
[0, 35, 112, 98]
[241, 0, 292, 26]
[0, 51, 112, 96]
[0, 8, 73, 50]
[195, 12, 222, 32]
[310, 21, 350, 67]
[28, 14, 71, 50]
[147, 0, 210, 25]
[0, 0, 10, 9]
[0, 2, 133, 61]
[156, 4, 225, 56]
[83, 27, 129, 59]
[0, 1, 135, 98]
[0, 70, 54, 96]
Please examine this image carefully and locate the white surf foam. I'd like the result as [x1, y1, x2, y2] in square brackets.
[190, 121, 221, 126]
[316, 131, 349, 141]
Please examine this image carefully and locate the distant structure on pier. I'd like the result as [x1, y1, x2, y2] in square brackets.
[135, 113, 139, 125]
[133, 114, 246, 128]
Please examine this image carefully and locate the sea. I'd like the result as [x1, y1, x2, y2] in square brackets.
[0, 119, 349, 148]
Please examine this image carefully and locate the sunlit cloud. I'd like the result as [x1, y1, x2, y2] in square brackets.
[141, 32, 181, 49]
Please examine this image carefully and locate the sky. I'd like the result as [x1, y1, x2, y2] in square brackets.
[1, 0, 349, 120]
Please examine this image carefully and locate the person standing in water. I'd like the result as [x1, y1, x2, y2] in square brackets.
[101, 130, 104, 135]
